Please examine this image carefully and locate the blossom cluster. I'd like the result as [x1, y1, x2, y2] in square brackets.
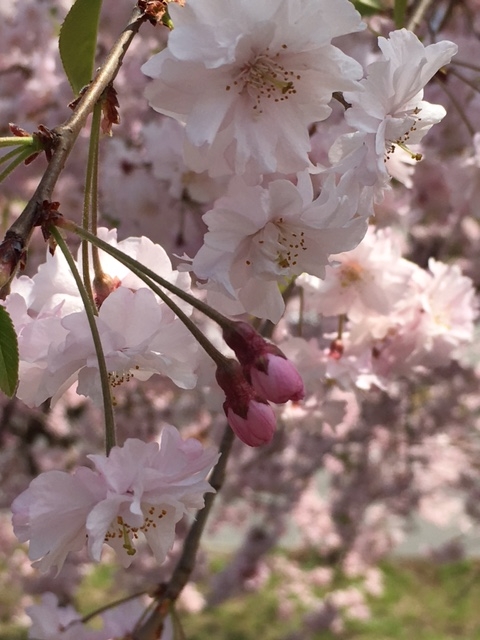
[26, 592, 172, 640]
[1, 0, 479, 637]
[142, 3, 457, 322]
[4, 230, 198, 407]
[298, 227, 477, 390]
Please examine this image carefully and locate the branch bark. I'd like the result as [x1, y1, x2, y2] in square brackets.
[0, 5, 146, 295]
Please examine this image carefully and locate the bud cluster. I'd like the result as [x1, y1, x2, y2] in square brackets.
[215, 321, 305, 447]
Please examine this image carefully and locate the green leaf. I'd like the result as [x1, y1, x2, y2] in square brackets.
[59, 0, 103, 95]
[394, 0, 408, 28]
[352, 0, 384, 15]
[0, 306, 19, 397]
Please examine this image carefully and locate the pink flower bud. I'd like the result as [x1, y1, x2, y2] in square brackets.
[225, 399, 276, 447]
[222, 321, 305, 404]
[216, 358, 276, 447]
[223, 321, 265, 362]
[250, 353, 305, 404]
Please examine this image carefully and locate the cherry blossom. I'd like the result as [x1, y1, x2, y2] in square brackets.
[142, 118, 227, 204]
[142, 0, 364, 177]
[330, 29, 457, 194]
[50, 286, 199, 406]
[298, 227, 416, 320]
[86, 428, 218, 567]
[11, 467, 107, 575]
[26, 592, 96, 640]
[12, 428, 218, 571]
[191, 172, 368, 322]
[3, 231, 199, 406]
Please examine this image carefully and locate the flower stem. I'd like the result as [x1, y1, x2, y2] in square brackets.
[337, 314, 345, 340]
[80, 589, 151, 625]
[0, 136, 34, 148]
[50, 227, 116, 454]
[81, 101, 103, 308]
[69, 222, 229, 367]
[0, 147, 35, 183]
[66, 222, 237, 331]
[406, 0, 435, 32]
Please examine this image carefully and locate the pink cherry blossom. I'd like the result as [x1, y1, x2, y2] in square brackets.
[298, 227, 417, 320]
[11, 467, 106, 575]
[142, 0, 364, 177]
[86, 428, 219, 567]
[26, 592, 97, 640]
[192, 172, 368, 322]
[11, 428, 218, 571]
[4, 230, 200, 407]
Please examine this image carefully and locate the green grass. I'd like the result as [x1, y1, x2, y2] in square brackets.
[3, 559, 480, 640]
[350, 560, 480, 640]
[182, 559, 480, 640]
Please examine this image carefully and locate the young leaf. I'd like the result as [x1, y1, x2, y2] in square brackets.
[352, 0, 384, 15]
[0, 306, 19, 397]
[394, 0, 408, 28]
[59, 0, 103, 96]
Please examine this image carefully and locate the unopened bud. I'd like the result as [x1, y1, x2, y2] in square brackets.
[222, 321, 305, 404]
[225, 399, 276, 447]
[93, 273, 120, 308]
[250, 353, 305, 404]
[216, 358, 276, 447]
[329, 338, 344, 360]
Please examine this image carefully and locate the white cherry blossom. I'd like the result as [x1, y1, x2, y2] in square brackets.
[191, 172, 368, 322]
[142, 0, 364, 177]
[330, 29, 457, 194]
[12, 428, 218, 571]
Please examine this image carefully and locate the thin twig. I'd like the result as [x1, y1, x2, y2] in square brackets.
[407, 0, 435, 32]
[434, 75, 476, 137]
[51, 227, 117, 454]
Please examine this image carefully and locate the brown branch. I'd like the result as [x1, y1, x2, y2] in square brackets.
[0, 5, 146, 295]
[406, 0, 435, 32]
[132, 426, 235, 640]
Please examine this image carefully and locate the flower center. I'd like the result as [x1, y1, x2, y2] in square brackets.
[245, 218, 307, 275]
[340, 262, 364, 287]
[226, 45, 300, 114]
[385, 107, 423, 163]
[104, 506, 168, 556]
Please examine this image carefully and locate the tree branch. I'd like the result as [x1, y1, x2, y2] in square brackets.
[0, 5, 146, 294]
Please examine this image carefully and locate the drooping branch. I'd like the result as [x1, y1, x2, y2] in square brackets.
[0, 5, 147, 295]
